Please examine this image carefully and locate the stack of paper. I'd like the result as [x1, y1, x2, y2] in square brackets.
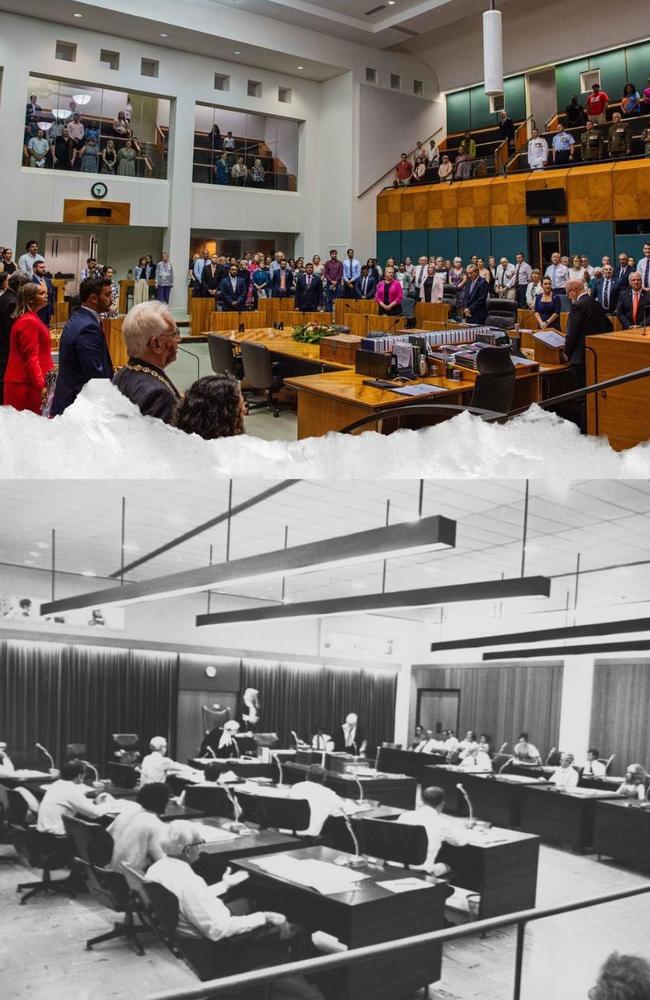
[254, 856, 369, 895]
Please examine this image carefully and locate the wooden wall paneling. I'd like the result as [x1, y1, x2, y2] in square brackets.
[190, 297, 216, 335]
[456, 179, 492, 229]
[490, 176, 529, 227]
[566, 164, 614, 223]
[102, 317, 128, 368]
[589, 660, 650, 770]
[525, 169, 571, 223]
[62, 200, 131, 226]
[410, 662, 564, 756]
[386, 189, 403, 233]
[377, 191, 391, 231]
[440, 185, 459, 229]
[426, 188, 446, 231]
[209, 310, 265, 332]
[400, 187, 419, 232]
[612, 160, 650, 221]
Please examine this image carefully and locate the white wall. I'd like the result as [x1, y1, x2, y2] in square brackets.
[190, 186, 301, 235]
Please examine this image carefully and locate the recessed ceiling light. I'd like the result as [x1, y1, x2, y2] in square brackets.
[234, 50, 241, 55]
[73, 11, 83, 16]
[297, 65, 304, 70]
[36, 541, 49, 549]
[388, 1, 396, 5]
[160, 32, 168, 37]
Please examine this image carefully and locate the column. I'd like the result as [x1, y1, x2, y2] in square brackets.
[0, 58, 35, 248]
[558, 654, 595, 758]
[163, 91, 195, 315]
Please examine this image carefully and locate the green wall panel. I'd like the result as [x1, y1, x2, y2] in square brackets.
[470, 85, 493, 131]
[376, 231, 401, 263]
[491, 225, 529, 261]
[614, 231, 650, 268]
[556, 58, 590, 114]
[504, 77, 526, 123]
[590, 50, 627, 103]
[428, 228, 458, 260]
[458, 226, 492, 261]
[400, 229, 428, 262]
[447, 90, 471, 135]
[625, 42, 650, 91]
[568, 222, 614, 263]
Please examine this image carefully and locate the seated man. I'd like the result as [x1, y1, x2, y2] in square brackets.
[457, 731, 478, 756]
[443, 730, 459, 752]
[108, 781, 170, 872]
[147, 820, 309, 975]
[36, 760, 105, 835]
[112, 301, 183, 424]
[409, 725, 424, 750]
[215, 719, 242, 759]
[512, 732, 541, 765]
[581, 748, 607, 778]
[0, 740, 16, 775]
[140, 736, 184, 785]
[397, 786, 469, 876]
[617, 764, 647, 801]
[459, 746, 492, 772]
[288, 764, 345, 837]
[549, 753, 578, 789]
[310, 726, 334, 752]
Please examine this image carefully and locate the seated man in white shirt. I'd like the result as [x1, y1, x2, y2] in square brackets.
[512, 732, 542, 765]
[140, 736, 184, 785]
[108, 781, 170, 872]
[457, 731, 478, 757]
[147, 821, 314, 978]
[0, 741, 16, 775]
[459, 746, 492, 772]
[581, 748, 607, 778]
[549, 753, 579, 790]
[310, 726, 335, 752]
[288, 764, 344, 836]
[36, 759, 106, 835]
[397, 786, 469, 876]
[414, 729, 441, 753]
[443, 730, 460, 752]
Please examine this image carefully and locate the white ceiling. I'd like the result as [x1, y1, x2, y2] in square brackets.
[1, 480, 650, 626]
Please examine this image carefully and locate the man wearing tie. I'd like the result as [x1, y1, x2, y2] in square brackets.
[594, 264, 619, 315]
[270, 259, 294, 298]
[615, 272, 649, 330]
[355, 264, 377, 301]
[341, 248, 361, 299]
[218, 264, 247, 311]
[616, 252, 632, 289]
[544, 252, 569, 294]
[640, 243, 650, 292]
[200, 254, 221, 303]
[193, 249, 210, 296]
[294, 262, 323, 311]
[461, 263, 489, 324]
[411, 255, 429, 298]
[50, 277, 115, 416]
[563, 278, 612, 431]
[32, 260, 55, 327]
[513, 252, 533, 308]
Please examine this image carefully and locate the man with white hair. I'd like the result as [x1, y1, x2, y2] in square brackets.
[112, 301, 182, 423]
[140, 735, 184, 785]
[334, 712, 366, 754]
[549, 752, 579, 789]
[563, 278, 612, 432]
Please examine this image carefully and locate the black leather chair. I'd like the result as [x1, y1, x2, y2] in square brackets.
[10, 824, 73, 903]
[485, 296, 517, 330]
[7, 787, 37, 827]
[112, 733, 141, 764]
[207, 333, 243, 379]
[247, 795, 311, 835]
[184, 784, 236, 819]
[240, 341, 287, 417]
[355, 817, 428, 869]
[471, 346, 515, 414]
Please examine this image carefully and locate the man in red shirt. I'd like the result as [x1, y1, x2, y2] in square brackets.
[395, 153, 413, 187]
[586, 83, 609, 124]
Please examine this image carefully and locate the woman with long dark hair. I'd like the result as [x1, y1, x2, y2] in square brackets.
[174, 374, 245, 439]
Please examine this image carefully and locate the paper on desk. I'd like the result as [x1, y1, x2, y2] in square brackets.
[533, 330, 565, 348]
[254, 856, 369, 894]
[511, 356, 539, 367]
[391, 384, 449, 397]
[376, 878, 433, 894]
[196, 824, 240, 843]
[96, 796, 140, 817]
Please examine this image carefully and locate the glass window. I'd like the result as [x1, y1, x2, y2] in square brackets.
[24, 75, 170, 179]
[193, 103, 299, 191]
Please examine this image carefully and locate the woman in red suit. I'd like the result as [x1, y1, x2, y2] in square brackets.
[375, 265, 404, 316]
[3, 282, 53, 414]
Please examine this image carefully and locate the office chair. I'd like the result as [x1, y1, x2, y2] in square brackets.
[355, 817, 428, 869]
[446, 750, 461, 766]
[112, 733, 141, 763]
[240, 340, 288, 417]
[471, 346, 515, 414]
[545, 748, 562, 767]
[250, 795, 311, 836]
[10, 824, 73, 903]
[232, 788, 267, 826]
[6, 787, 37, 827]
[485, 297, 517, 331]
[183, 784, 236, 819]
[66, 742, 88, 760]
[207, 333, 243, 379]
[62, 815, 113, 867]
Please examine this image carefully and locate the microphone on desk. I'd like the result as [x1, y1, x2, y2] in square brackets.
[272, 751, 284, 788]
[223, 783, 244, 824]
[545, 747, 558, 766]
[353, 775, 365, 804]
[499, 742, 508, 753]
[231, 735, 241, 759]
[456, 783, 475, 828]
[498, 756, 514, 775]
[35, 742, 57, 774]
[177, 345, 200, 381]
[206, 746, 218, 760]
[81, 760, 101, 787]
[336, 807, 366, 869]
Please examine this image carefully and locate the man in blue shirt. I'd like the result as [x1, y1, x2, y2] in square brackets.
[342, 248, 361, 299]
[552, 123, 575, 165]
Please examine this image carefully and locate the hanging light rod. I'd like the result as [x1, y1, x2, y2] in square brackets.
[39, 515, 457, 616]
[196, 576, 551, 627]
[431, 616, 650, 652]
[483, 637, 650, 660]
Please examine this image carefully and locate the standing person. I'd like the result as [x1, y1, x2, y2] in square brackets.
[2, 248, 16, 274]
[585, 82, 609, 125]
[525, 268, 543, 309]
[461, 263, 489, 324]
[563, 278, 612, 432]
[594, 264, 619, 315]
[3, 282, 53, 413]
[294, 261, 323, 311]
[394, 153, 413, 187]
[322, 249, 343, 311]
[565, 96, 587, 127]
[375, 266, 403, 318]
[80, 133, 100, 172]
[133, 256, 150, 306]
[218, 263, 248, 311]
[0, 272, 28, 404]
[438, 154, 453, 183]
[112, 302, 182, 423]
[342, 248, 361, 298]
[269, 259, 294, 299]
[544, 252, 569, 295]
[116, 139, 137, 176]
[580, 121, 604, 161]
[31, 260, 55, 327]
[498, 110, 515, 152]
[494, 257, 517, 300]
[621, 83, 642, 116]
[534, 278, 561, 330]
[334, 713, 366, 754]
[420, 264, 444, 304]
[615, 272, 649, 329]
[50, 277, 114, 416]
[455, 132, 476, 179]
[27, 128, 49, 168]
[527, 129, 548, 170]
[608, 112, 632, 158]
[17, 240, 44, 278]
[513, 252, 533, 308]
[355, 264, 377, 301]
[155, 252, 174, 304]
[639, 242, 650, 291]
[101, 265, 120, 317]
[551, 123, 575, 165]
[101, 139, 117, 174]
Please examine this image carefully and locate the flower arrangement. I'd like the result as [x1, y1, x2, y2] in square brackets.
[292, 322, 338, 344]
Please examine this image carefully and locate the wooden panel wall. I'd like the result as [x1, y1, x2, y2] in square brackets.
[612, 161, 650, 221]
[457, 179, 491, 228]
[566, 164, 615, 223]
[589, 660, 650, 769]
[490, 177, 528, 227]
[411, 662, 563, 756]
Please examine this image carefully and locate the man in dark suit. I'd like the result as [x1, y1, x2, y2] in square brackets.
[593, 264, 619, 315]
[50, 277, 115, 416]
[615, 271, 649, 330]
[333, 713, 366, 755]
[615, 253, 633, 290]
[355, 265, 377, 301]
[461, 264, 489, 324]
[0, 272, 28, 405]
[199, 254, 221, 304]
[218, 264, 247, 311]
[270, 260, 294, 298]
[564, 278, 612, 432]
[32, 260, 56, 327]
[294, 262, 323, 311]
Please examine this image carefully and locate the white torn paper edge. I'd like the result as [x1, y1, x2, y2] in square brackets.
[1, 380, 649, 479]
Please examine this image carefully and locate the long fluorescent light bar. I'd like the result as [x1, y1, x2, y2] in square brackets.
[431, 616, 650, 652]
[40, 515, 456, 616]
[196, 576, 551, 627]
[483, 637, 650, 660]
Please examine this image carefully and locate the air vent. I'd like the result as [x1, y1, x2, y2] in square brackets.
[365, 5, 386, 14]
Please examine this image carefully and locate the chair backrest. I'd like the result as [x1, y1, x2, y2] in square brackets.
[443, 284, 458, 298]
[471, 347, 515, 413]
[484, 314, 512, 332]
[112, 734, 141, 766]
[75, 855, 130, 912]
[121, 861, 153, 923]
[184, 784, 235, 819]
[7, 788, 33, 827]
[0, 782, 10, 830]
[143, 880, 180, 943]
[601, 754, 615, 774]
[10, 825, 68, 871]
[253, 795, 311, 834]
[232, 788, 266, 826]
[240, 341, 273, 389]
[62, 814, 113, 867]
[106, 761, 140, 789]
[66, 743, 88, 759]
[207, 334, 239, 377]
[356, 817, 428, 867]
[545, 749, 562, 767]
[486, 297, 517, 320]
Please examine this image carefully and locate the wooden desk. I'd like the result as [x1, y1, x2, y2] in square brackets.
[188, 757, 277, 780]
[193, 817, 299, 884]
[438, 821, 540, 919]
[51, 278, 68, 325]
[160, 801, 207, 822]
[236, 845, 446, 1000]
[378, 747, 448, 783]
[457, 772, 542, 829]
[283, 762, 417, 809]
[285, 370, 474, 438]
[346, 313, 408, 338]
[231, 327, 351, 371]
[586, 330, 650, 449]
[422, 766, 467, 814]
[519, 785, 621, 850]
[593, 799, 650, 869]
[102, 316, 127, 367]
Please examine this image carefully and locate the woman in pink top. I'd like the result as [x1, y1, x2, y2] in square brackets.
[375, 266, 403, 316]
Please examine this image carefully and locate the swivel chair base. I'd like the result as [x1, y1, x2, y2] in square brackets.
[17, 868, 76, 904]
[86, 914, 151, 956]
